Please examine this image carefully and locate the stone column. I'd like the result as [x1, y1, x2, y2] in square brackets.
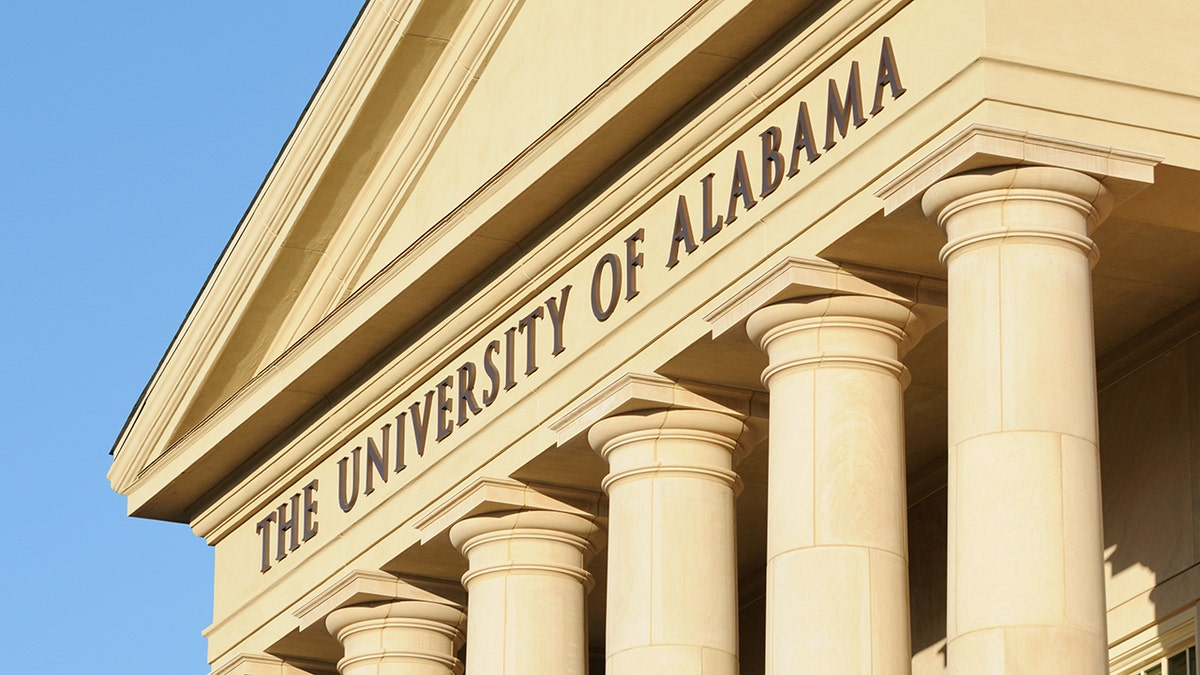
[922, 166, 1111, 673]
[325, 600, 466, 675]
[449, 509, 601, 675]
[588, 409, 750, 674]
[746, 294, 920, 674]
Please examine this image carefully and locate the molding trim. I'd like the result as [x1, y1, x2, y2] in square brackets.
[210, 653, 335, 675]
[293, 569, 464, 632]
[705, 256, 946, 340]
[549, 372, 765, 447]
[876, 123, 1160, 214]
[415, 476, 602, 543]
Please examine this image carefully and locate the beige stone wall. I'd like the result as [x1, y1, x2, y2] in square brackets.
[983, 0, 1200, 100]
[1101, 335, 1200, 640]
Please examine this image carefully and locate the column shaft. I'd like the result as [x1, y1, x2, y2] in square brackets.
[450, 510, 600, 675]
[747, 294, 918, 674]
[589, 409, 750, 675]
[923, 166, 1111, 674]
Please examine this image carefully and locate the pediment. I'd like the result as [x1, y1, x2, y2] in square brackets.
[109, 0, 822, 523]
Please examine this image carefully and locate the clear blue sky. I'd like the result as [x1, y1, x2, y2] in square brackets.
[0, 4, 364, 672]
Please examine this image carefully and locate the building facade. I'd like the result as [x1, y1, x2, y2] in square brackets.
[109, 1, 1200, 673]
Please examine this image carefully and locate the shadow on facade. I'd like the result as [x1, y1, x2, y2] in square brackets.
[1102, 334, 1200, 660]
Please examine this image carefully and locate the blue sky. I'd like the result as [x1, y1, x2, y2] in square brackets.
[0, 4, 364, 672]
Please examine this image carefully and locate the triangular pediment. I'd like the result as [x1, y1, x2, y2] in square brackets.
[110, 0, 821, 522]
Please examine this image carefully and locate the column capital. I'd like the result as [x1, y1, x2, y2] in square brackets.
[324, 600, 466, 645]
[323, 599, 466, 675]
[922, 165, 1114, 265]
[747, 294, 922, 387]
[448, 508, 603, 571]
[587, 407, 750, 448]
[588, 408, 753, 492]
[922, 165, 1112, 223]
[295, 569, 464, 633]
[292, 570, 466, 675]
[747, 294, 920, 341]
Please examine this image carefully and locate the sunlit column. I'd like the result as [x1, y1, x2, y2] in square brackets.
[588, 409, 751, 674]
[747, 294, 920, 674]
[923, 166, 1112, 673]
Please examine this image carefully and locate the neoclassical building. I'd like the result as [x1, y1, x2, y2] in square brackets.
[109, 0, 1200, 673]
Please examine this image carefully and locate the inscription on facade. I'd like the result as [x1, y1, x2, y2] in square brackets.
[253, 36, 905, 573]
